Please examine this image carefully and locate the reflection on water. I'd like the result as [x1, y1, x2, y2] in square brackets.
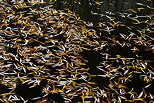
[54, 0, 153, 24]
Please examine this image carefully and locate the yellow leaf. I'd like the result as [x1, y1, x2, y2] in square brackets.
[124, 2, 129, 4]
[138, 8, 145, 11]
[128, 92, 135, 94]
[95, 1, 103, 5]
[134, 98, 143, 100]
[81, 95, 85, 102]
[17, 20, 22, 23]
[127, 9, 135, 11]
[108, 3, 114, 6]
[0, 93, 10, 96]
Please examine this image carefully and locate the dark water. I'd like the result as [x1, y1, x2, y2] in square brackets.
[53, 0, 154, 23]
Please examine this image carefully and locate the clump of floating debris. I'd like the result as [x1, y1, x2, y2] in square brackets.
[0, 1, 154, 103]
